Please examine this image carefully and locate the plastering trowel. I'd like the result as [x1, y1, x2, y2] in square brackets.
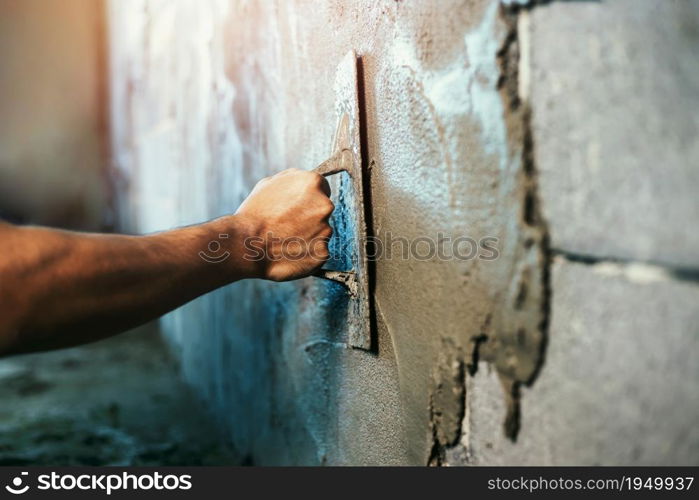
[311, 50, 372, 351]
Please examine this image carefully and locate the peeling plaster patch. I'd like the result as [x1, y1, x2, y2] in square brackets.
[428, 340, 466, 465]
[443, 368, 473, 465]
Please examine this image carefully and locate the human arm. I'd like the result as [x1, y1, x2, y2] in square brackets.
[0, 168, 333, 355]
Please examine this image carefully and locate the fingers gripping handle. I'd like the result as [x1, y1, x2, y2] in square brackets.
[312, 149, 358, 295]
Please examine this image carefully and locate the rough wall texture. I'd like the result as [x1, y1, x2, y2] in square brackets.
[109, 0, 699, 465]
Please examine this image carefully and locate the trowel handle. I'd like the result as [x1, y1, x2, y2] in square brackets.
[313, 149, 350, 177]
[311, 150, 357, 296]
[312, 269, 358, 298]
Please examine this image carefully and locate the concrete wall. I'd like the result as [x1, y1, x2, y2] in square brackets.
[108, 0, 699, 465]
[0, 0, 109, 229]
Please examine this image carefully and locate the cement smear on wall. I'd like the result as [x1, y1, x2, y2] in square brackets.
[109, 0, 550, 465]
[109, 0, 699, 465]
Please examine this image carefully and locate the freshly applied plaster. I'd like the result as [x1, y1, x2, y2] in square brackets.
[110, 0, 549, 464]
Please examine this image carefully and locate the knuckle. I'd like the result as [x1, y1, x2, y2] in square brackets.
[315, 247, 329, 260]
[318, 198, 334, 213]
[304, 174, 320, 187]
[307, 171, 326, 187]
[277, 168, 297, 177]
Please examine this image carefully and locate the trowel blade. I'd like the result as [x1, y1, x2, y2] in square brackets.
[332, 50, 371, 351]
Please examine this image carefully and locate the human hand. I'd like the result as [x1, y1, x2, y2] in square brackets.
[235, 168, 334, 281]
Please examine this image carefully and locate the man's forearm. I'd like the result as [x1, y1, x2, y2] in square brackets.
[0, 216, 256, 355]
[0, 168, 333, 356]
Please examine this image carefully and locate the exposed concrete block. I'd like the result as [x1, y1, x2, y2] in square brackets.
[529, 0, 699, 268]
[462, 257, 699, 465]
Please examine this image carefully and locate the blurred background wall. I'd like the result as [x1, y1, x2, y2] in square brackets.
[0, 0, 109, 229]
[0, 0, 239, 467]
